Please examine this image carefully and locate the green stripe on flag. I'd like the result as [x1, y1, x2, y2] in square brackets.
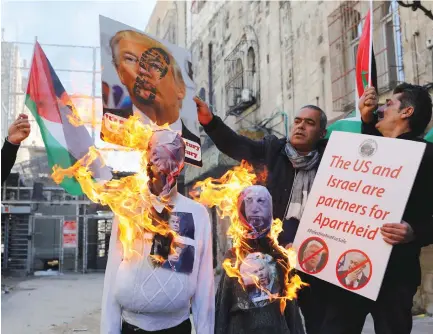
[424, 127, 433, 143]
[325, 118, 362, 139]
[25, 96, 83, 196]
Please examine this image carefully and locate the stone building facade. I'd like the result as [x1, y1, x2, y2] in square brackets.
[146, 0, 433, 312]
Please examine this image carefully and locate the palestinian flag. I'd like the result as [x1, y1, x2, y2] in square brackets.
[25, 42, 111, 195]
[326, 4, 377, 139]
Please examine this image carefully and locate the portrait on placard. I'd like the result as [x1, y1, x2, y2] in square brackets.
[99, 15, 202, 167]
[298, 237, 329, 274]
[336, 250, 372, 290]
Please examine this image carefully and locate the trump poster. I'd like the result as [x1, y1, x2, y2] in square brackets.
[293, 132, 425, 300]
[99, 15, 202, 167]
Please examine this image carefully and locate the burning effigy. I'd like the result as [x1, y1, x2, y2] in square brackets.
[190, 164, 307, 329]
[52, 116, 215, 333]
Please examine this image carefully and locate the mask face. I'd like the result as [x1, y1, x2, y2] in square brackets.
[146, 129, 185, 196]
[238, 185, 273, 239]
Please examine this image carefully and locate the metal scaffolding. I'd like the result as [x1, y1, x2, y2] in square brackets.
[0, 36, 113, 276]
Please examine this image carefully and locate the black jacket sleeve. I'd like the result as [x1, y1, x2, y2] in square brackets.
[361, 114, 382, 137]
[202, 116, 270, 164]
[408, 142, 433, 247]
[1, 139, 20, 184]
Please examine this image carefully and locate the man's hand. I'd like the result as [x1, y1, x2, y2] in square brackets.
[381, 221, 415, 245]
[8, 113, 30, 145]
[193, 96, 213, 126]
[285, 243, 293, 250]
[359, 87, 378, 124]
[346, 270, 359, 285]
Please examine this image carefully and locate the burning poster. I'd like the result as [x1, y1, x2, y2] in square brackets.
[239, 252, 280, 307]
[99, 15, 202, 167]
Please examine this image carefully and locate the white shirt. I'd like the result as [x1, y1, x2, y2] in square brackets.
[100, 188, 215, 334]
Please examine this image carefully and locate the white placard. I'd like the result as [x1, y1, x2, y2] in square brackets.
[293, 131, 426, 300]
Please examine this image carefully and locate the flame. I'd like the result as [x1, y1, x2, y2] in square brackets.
[190, 161, 306, 312]
[52, 115, 174, 260]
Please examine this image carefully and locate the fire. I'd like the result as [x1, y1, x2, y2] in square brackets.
[52, 115, 175, 260]
[190, 162, 306, 312]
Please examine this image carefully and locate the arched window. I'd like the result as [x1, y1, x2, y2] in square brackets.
[247, 47, 256, 73]
[236, 58, 243, 75]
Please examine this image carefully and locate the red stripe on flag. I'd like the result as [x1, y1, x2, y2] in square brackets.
[26, 42, 62, 124]
[356, 10, 372, 98]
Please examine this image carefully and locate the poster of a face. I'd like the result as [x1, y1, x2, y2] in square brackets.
[160, 241, 195, 274]
[99, 15, 202, 167]
[239, 252, 280, 307]
[169, 212, 195, 240]
[238, 186, 273, 239]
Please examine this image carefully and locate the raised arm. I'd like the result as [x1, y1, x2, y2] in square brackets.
[194, 97, 268, 164]
[1, 114, 31, 183]
[2, 140, 20, 184]
[359, 87, 382, 137]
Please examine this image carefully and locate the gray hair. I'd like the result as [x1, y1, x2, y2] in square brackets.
[300, 105, 327, 130]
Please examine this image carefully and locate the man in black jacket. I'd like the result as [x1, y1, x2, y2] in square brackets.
[320, 83, 433, 334]
[194, 97, 329, 334]
[1, 113, 31, 183]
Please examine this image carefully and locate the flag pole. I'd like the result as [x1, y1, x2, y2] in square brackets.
[368, 0, 373, 88]
[20, 37, 38, 120]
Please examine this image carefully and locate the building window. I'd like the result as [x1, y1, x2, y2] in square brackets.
[379, 0, 403, 88]
[224, 36, 258, 116]
[328, 2, 366, 112]
[247, 47, 256, 73]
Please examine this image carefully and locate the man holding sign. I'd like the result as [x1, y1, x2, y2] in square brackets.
[195, 98, 330, 333]
[320, 83, 433, 334]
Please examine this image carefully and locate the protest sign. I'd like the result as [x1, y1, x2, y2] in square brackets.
[63, 220, 77, 248]
[99, 15, 202, 167]
[293, 131, 426, 300]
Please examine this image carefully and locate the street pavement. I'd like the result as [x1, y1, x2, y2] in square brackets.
[1, 273, 432, 333]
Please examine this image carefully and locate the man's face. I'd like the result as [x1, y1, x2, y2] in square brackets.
[115, 37, 184, 124]
[290, 108, 325, 153]
[376, 93, 411, 135]
[348, 256, 366, 272]
[169, 215, 180, 232]
[244, 192, 271, 233]
[251, 262, 270, 286]
[304, 244, 321, 270]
